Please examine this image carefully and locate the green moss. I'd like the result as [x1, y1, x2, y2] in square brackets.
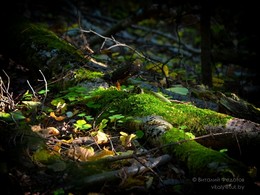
[170, 103, 232, 135]
[161, 128, 245, 177]
[57, 86, 233, 136]
[7, 19, 86, 78]
[32, 148, 60, 165]
[20, 23, 83, 56]
[118, 93, 232, 134]
[83, 88, 130, 120]
[81, 88, 233, 135]
[118, 93, 174, 118]
[74, 68, 104, 82]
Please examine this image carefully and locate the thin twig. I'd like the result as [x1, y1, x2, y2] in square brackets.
[2, 70, 10, 92]
[39, 70, 48, 109]
[108, 136, 116, 154]
[80, 29, 153, 62]
[27, 80, 37, 98]
[1, 70, 15, 110]
[234, 133, 242, 156]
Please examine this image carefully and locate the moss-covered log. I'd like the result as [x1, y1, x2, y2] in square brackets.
[87, 90, 256, 174]
[2, 17, 107, 80]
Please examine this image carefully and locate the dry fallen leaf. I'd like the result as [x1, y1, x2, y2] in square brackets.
[52, 142, 62, 153]
[67, 146, 94, 161]
[46, 127, 60, 136]
[88, 147, 114, 161]
[50, 111, 66, 121]
[31, 124, 42, 132]
[92, 130, 109, 144]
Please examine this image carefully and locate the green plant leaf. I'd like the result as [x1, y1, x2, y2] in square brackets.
[51, 98, 65, 106]
[219, 148, 228, 153]
[0, 111, 26, 122]
[74, 119, 92, 130]
[109, 114, 125, 123]
[166, 85, 189, 95]
[22, 90, 33, 100]
[135, 130, 144, 139]
[38, 89, 49, 95]
[77, 113, 86, 117]
[98, 119, 108, 131]
[85, 115, 94, 121]
[86, 101, 101, 108]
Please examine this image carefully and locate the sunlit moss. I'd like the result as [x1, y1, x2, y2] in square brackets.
[85, 88, 232, 135]
[56, 86, 233, 136]
[161, 128, 244, 177]
[74, 68, 104, 82]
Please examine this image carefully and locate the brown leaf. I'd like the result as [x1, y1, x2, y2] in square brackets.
[50, 111, 66, 121]
[46, 127, 60, 136]
[67, 146, 94, 161]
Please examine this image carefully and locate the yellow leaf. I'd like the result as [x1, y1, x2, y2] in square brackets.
[56, 102, 67, 114]
[162, 64, 169, 77]
[61, 137, 74, 144]
[50, 111, 66, 121]
[50, 111, 56, 118]
[120, 131, 128, 136]
[88, 147, 114, 161]
[120, 131, 136, 147]
[93, 131, 109, 144]
[67, 146, 94, 161]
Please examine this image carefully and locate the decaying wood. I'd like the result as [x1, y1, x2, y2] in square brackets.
[218, 92, 260, 124]
[104, 59, 142, 85]
[68, 154, 171, 191]
[198, 118, 260, 165]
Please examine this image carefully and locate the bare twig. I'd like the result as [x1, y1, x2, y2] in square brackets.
[80, 29, 154, 63]
[27, 80, 37, 98]
[39, 70, 48, 109]
[0, 70, 15, 111]
[2, 70, 10, 92]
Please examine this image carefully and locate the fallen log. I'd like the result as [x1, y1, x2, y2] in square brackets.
[2, 17, 108, 81]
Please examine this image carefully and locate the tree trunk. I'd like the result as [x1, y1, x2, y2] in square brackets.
[200, 1, 212, 87]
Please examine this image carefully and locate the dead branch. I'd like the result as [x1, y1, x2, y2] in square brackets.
[80, 29, 151, 62]
[67, 154, 171, 190]
[0, 70, 15, 112]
